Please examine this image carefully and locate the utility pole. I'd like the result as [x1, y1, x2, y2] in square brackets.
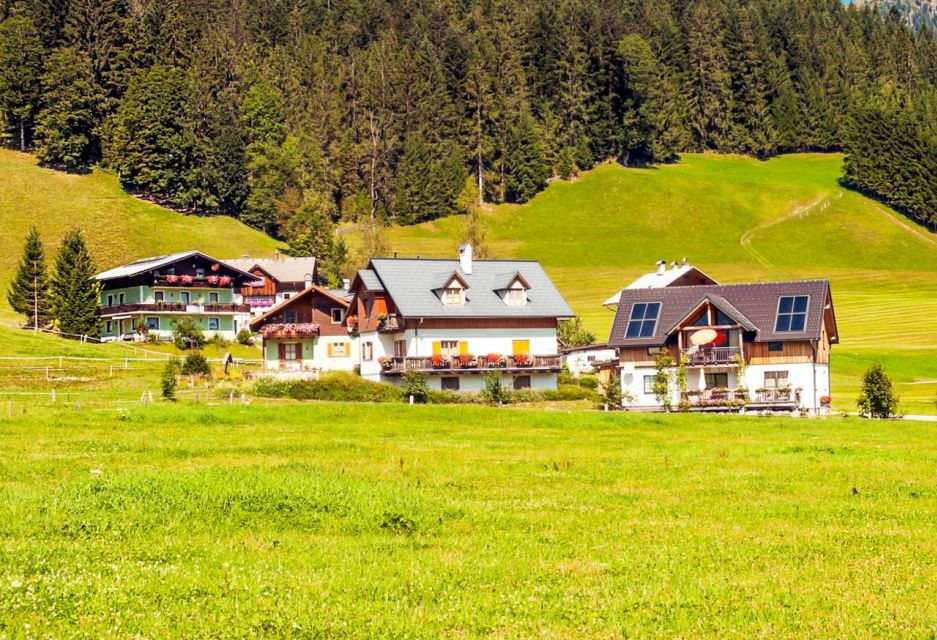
[33, 275, 38, 333]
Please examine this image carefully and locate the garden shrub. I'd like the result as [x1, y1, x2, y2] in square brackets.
[250, 372, 403, 403]
[180, 352, 212, 376]
[172, 317, 205, 350]
[236, 328, 254, 346]
[402, 371, 429, 404]
[161, 359, 180, 401]
[578, 375, 599, 390]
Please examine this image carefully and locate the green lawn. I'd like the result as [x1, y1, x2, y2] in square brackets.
[373, 153, 937, 414]
[1, 402, 936, 637]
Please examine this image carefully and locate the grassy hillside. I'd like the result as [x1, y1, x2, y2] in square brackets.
[376, 153, 937, 413]
[3, 403, 937, 636]
[0, 149, 282, 311]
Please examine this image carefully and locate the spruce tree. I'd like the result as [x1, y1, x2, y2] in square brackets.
[0, 16, 43, 150]
[50, 229, 101, 338]
[7, 227, 51, 329]
[395, 136, 434, 224]
[505, 112, 548, 203]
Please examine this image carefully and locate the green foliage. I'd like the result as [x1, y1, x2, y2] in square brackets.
[505, 113, 548, 203]
[236, 328, 253, 346]
[7, 226, 51, 328]
[161, 358, 180, 401]
[481, 371, 511, 405]
[172, 317, 205, 351]
[50, 228, 100, 338]
[857, 362, 900, 419]
[557, 316, 596, 348]
[578, 375, 599, 391]
[180, 352, 211, 377]
[401, 371, 429, 404]
[653, 354, 676, 411]
[0, 16, 42, 150]
[251, 372, 403, 403]
[34, 47, 102, 170]
[604, 372, 624, 409]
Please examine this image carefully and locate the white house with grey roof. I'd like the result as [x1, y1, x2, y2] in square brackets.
[346, 245, 574, 392]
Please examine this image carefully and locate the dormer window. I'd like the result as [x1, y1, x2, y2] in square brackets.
[444, 285, 464, 305]
[502, 273, 530, 307]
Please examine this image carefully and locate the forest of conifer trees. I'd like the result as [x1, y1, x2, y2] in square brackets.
[1, 0, 935, 255]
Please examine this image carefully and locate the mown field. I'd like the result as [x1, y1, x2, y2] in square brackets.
[372, 154, 937, 414]
[1, 402, 936, 637]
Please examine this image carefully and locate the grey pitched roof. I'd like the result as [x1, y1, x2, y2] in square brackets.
[356, 269, 384, 292]
[368, 258, 574, 319]
[96, 251, 257, 282]
[609, 280, 837, 347]
[224, 257, 316, 284]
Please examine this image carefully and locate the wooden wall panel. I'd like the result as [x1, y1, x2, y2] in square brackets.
[747, 341, 814, 365]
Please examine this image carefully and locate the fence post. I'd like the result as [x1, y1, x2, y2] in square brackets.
[124, 357, 129, 370]
[51, 389, 56, 403]
[148, 391, 153, 403]
[409, 394, 414, 405]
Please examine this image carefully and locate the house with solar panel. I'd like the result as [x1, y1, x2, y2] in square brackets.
[96, 252, 257, 342]
[606, 264, 839, 414]
[346, 245, 574, 392]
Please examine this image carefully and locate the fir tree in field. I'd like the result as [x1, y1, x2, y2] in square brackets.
[557, 316, 596, 348]
[50, 229, 101, 338]
[34, 47, 103, 170]
[7, 227, 51, 329]
[395, 136, 434, 224]
[505, 112, 548, 203]
[0, 16, 43, 150]
[857, 362, 900, 418]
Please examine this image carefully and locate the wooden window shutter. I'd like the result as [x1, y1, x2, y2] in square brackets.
[327, 343, 334, 357]
[513, 340, 530, 355]
[432, 341, 442, 356]
[278, 343, 286, 359]
[459, 341, 468, 355]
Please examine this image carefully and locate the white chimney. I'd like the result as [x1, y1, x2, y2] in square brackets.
[342, 278, 351, 291]
[671, 261, 678, 270]
[459, 244, 473, 275]
[682, 257, 688, 266]
[304, 273, 313, 289]
[656, 260, 666, 275]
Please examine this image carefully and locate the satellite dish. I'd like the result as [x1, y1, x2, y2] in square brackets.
[689, 329, 717, 346]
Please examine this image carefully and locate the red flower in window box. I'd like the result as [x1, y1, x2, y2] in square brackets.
[431, 354, 450, 368]
[458, 353, 477, 368]
[166, 274, 179, 284]
[218, 276, 232, 286]
[181, 274, 194, 285]
[485, 353, 505, 367]
[513, 352, 531, 366]
[819, 395, 832, 406]
[207, 275, 219, 285]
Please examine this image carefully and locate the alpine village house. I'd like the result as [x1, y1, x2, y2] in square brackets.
[224, 254, 318, 315]
[96, 252, 257, 342]
[345, 245, 574, 392]
[607, 261, 839, 414]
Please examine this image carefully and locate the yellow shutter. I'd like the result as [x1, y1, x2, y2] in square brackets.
[432, 341, 442, 355]
[459, 341, 468, 355]
[512, 340, 530, 355]
[327, 343, 334, 357]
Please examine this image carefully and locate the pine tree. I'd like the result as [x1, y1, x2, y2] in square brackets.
[50, 228, 101, 338]
[395, 135, 434, 224]
[34, 47, 103, 170]
[0, 16, 43, 150]
[684, 4, 734, 150]
[7, 227, 51, 329]
[505, 111, 548, 203]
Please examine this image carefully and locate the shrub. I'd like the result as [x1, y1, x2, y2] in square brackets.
[180, 352, 211, 376]
[481, 372, 511, 405]
[161, 359, 180, 401]
[603, 372, 623, 409]
[857, 362, 899, 418]
[208, 333, 229, 347]
[236, 328, 254, 346]
[579, 375, 599, 390]
[427, 390, 480, 404]
[250, 372, 403, 403]
[172, 317, 205, 350]
[402, 371, 429, 404]
[541, 384, 599, 402]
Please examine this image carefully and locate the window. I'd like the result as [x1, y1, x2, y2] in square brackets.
[105, 320, 112, 333]
[643, 375, 655, 394]
[196, 267, 205, 278]
[283, 293, 292, 300]
[444, 286, 464, 305]
[715, 309, 733, 326]
[764, 371, 789, 388]
[689, 312, 709, 327]
[281, 343, 299, 362]
[181, 292, 190, 305]
[705, 373, 728, 389]
[513, 375, 531, 390]
[118, 293, 125, 305]
[363, 342, 373, 361]
[209, 292, 218, 305]
[208, 317, 220, 331]
[146, 317, 160, 331]
[441, 377, 460, 391]
[394, 340, 407, 358]
[505, 288, 527, 307]
[331, 308, 344, 324]
[440, 340, 460, 357]
[328, 342, 349, 357]
[154, 291, 164, 303]
[626, 302, 661, 338]
[768, 341, 783, 352]
[166, 267, 175, 275]
[775, 295, 808, 332]
[647, 346, 667, 357]
[106, 294, 113, 307]
[284, 309, 298, 324]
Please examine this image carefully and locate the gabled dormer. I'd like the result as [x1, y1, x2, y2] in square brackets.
[435, 272, 470, 306]
[499, 272, 531, 307]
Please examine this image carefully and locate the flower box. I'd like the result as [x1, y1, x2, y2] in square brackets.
[484, 353, 505, 368]
[457, 354, 477, 368]
[431, 354, 451, 369]
[513, 353, 532, 367]
[819, 395, 832, 406]
[181, 275, 194, 285]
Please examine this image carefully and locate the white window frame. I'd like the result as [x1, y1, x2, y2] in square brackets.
[443, 285, 464, 306]
[284, 309, 298, 324]
[208, 317, 220, 331]
[208, 292, 219, 305]
[441, 377, 460, 391]
[440, 340, 460, 357]
[764, 371, 790, 388]
[330, 308, 344, 324]
[363, 342, 373, 361]
[146, 317, 160, 331]
[283, 342, 300, 362]
[643, 375, 655, 394]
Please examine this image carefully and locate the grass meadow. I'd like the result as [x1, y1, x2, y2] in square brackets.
[1, 401, 936, 637]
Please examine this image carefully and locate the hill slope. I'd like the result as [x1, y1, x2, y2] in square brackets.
[379, 153, 937, 413]
[0, 149, 282, 311]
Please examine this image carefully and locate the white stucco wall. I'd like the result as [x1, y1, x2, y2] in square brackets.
[263, 335, 359, 372]
[564, 348, 617, 376]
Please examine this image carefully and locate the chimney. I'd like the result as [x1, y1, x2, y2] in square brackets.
[342, 278, 351, 291]
[273, 249, 280, 261]
[670, 261, 678, 270]
[682, 257, 688, 266]
[656, 260, 666, 275]
[459, 244, 473, 275]
[304, 273, 313, 289]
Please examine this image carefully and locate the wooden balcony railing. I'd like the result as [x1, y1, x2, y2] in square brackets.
[754, 388, 798, 404]
[683, 346, 741, 365]
[380, 354, 563, 375]
[101, 302, 251, 315]
[377, 314, 402, 333]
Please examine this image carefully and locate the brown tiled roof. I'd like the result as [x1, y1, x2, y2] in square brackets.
[608, 280, 837, 347]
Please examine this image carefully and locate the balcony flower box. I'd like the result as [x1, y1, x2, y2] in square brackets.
[207, 275, 219, 285]
[218, 276, 232, 286]
[819, 395, 832, 406]
[431, 354, 451, 369]
[181, 275, 194, 285]
[166, 274, 179, 284]
[484, 353, 505, 368]
[379, 356, 395, 370]
[457, 353, 478, 368]
[513, 353, 532, 367]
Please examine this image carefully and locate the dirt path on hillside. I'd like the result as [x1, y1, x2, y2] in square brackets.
[739, 192, 833, 272]
[862, 201, 937, 248]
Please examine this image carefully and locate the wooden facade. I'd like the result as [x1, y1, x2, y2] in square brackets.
[250, 286, 349, 337]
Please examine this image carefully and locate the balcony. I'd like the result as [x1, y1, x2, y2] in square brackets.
[380, 354, 563, 376]
[101, 302, 251, 316]
[683, 346, 741, 366]
[682, 388, 748, 411]
[377, 314, 402, 333]
[751, 387, 799, 406]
